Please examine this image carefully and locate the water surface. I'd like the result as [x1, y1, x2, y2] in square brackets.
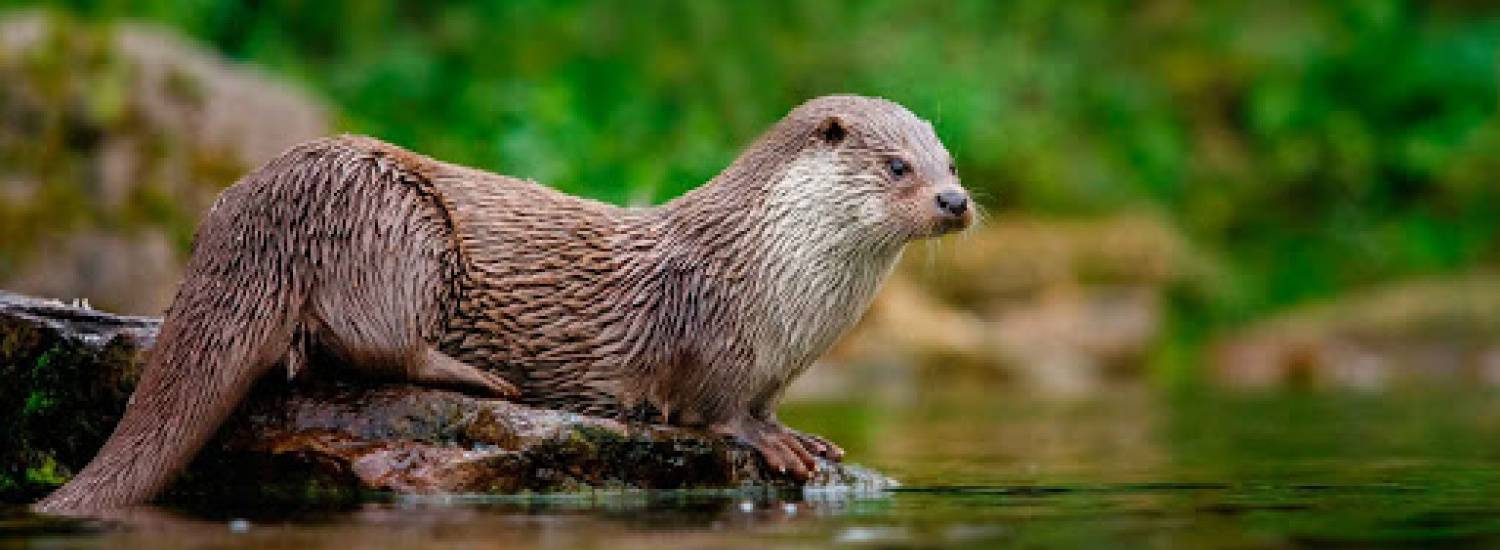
[7, 379, 1500, 549]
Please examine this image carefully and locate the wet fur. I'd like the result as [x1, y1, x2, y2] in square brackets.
[36, 95, 965, 513]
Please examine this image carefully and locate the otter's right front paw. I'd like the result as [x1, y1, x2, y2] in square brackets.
[711, 419, 821, 480]
[787, 429, 845, 462]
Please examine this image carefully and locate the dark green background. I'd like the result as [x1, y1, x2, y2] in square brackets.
[5, 0, 1498, 331]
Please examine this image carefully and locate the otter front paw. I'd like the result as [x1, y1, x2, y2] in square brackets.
[712, 419, 837, 480]
[787, 428, 845, 462]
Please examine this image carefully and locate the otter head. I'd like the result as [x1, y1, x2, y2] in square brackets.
[637, 96, 971, 428]
[766, 95, 972, 247]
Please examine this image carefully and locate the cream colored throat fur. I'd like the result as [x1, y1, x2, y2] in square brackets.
[744, 153, 904, 399]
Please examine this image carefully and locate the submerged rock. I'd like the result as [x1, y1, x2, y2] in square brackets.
[0, 291, 894, 505]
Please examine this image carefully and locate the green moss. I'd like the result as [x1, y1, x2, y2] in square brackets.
[0, 314, 144, 503]
[20, 392, 53, 416]
[571, 424, 629, 444]
[23, 458, 66, 487]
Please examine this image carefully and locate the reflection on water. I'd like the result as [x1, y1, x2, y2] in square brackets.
[7, 377, 1500, 549]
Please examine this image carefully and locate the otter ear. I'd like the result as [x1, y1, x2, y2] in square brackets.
[817, 116, 847, 145]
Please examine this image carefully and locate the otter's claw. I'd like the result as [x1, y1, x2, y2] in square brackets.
[790, 430, 845, 461]
[713, 420, 837, 480]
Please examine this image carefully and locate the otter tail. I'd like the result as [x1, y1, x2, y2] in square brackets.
[33, 291, 299, 514]
[31, 136, 465, 515]
[32, 232, 305, 514]
[32, 143, 328, 515]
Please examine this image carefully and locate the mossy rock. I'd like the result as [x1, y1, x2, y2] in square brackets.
[0, 291, 896, 506]
[0, 293, 155, 502]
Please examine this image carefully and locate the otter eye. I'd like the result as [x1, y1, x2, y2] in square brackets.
[887, 158, 911, 178]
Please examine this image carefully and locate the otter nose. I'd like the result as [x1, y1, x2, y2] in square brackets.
[934, 190, 969, 217]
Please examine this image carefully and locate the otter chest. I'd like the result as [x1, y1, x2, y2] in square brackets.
[744, 247, 900, 383]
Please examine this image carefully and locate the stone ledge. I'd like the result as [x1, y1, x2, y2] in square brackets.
[0, 291, 894, 505]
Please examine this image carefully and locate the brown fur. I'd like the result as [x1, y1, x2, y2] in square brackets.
[35, 95, 969, 514]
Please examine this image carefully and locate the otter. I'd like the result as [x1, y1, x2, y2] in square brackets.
[34, 94, 971, 514]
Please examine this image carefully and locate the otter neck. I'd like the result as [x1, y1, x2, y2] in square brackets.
[633, 149, 906, 419]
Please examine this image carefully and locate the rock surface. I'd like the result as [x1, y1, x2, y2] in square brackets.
[0, 291, 894, 505]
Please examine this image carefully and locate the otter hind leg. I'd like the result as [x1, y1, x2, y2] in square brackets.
[302, 165, 518, 397]
[307, 303, 515, 397]
[410, 346, 518, 397]
[306, 297, 516, 398]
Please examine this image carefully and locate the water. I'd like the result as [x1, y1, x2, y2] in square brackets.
[6, 379, 1500, 549]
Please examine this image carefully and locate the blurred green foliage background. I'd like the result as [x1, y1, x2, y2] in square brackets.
[3, 0, 1498, 333]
